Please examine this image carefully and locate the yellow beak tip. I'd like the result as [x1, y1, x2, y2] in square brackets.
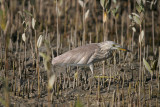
[119, 48, 127, 51]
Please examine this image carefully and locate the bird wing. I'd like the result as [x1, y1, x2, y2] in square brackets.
[87, 46, 112, 64]
[52, 43, 99, 66]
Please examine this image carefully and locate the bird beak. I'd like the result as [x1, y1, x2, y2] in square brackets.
[112, 44, 131, 52]
[118, 47, 127, 51]
[116, 45, 131, 52]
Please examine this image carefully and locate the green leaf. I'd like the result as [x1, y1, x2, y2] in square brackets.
[151, 60, 158, 70]
[132, 13, 141, 25]
[136, 4, 142, 13]
[40, 52, 51, 71]
[48, 74, 56, 89]
[78, 0, 84, 8]
[0, 9, 7, 31]
[113, 0, 117, 3]
[112, 6, 119, 18]
[37, 35, 43, 48]
[143, 58, 153, 76]
[112, 8, 116, 17]
[18, 11, 25, 20]
[132, 13, 140, 18]
[139, 30, 144, 43]
[84, 9, 90, 20]
[22, 33, 26, 42]
[132, 27, 136, 32]
[136, 0, 142, 5]
[150, 1, 154, 10]
[142, 0, 146, 4]
[136, 1, 145, 13]
[106, 8, 111, 14]
[32, 18, 36, 29]
[23, 10, 33, 16]
[100, 0, 105, 8]
[40, 52, 46, 58]
[134, 17, 140, 24]
[104, 0, 109, 9]
[115, 13, 119, 19]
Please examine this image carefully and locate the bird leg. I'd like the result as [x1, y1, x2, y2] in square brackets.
[89, 63, 98, 82]
[89, 64, 94, 74]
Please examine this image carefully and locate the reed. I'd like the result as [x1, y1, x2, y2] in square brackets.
[0, 0, 159, 106]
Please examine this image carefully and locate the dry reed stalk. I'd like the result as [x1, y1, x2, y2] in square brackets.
[4, 77, 10, 107]
[37, 51, 40, 98]
[14, 77, 16, 96]
[74, 0, 79, 47]
[89, 33, 92, 44]
[139, 25, 142, 107]
[11, 79, 14, 92]
[158, 47, 160, 92]
[152, 11, 155, 53]
[18, 79, 21, 96]
[27, 79, 30, 98]
[131, 28, 135, 51]
[102, 9, 106, 41]
[111, 90, 116, 107]
[122, 71, 125, 88]
[4, 36, 8, 77]
[0, 33, 2, 70]
[127, 0, 131, 40]
[30, 40, 35, 69]
[121, 12, 125, 47]
[97, 76, 100, 106]
[102, 61, 105, 87]
[18, 53, 21, 79]
[115, 16, 118, 43]
[117, 84, 120, 107]
[35, 33, 40, 98]
[30, 81, 33, 93]
[13, 61, 15, 78]
[56, 0, 60, 56]
[107, 67, 112, 92]
[24, 38, 26, 78]
[82, 1, 85, 45]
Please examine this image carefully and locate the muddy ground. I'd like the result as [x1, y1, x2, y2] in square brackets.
[0, 45, 160, 107]
[0, 0, 160, 107]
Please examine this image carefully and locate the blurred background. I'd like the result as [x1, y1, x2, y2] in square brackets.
[0, 0, 160, 49]
[0, 0, 160, 106]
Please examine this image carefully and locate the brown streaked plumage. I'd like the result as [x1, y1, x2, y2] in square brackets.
[52, 41, 128, 74]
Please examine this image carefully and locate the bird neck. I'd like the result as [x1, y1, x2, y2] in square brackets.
[98, 42, 111, 51]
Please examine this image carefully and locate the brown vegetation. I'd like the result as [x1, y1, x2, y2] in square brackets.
[0, 0, 160, 106]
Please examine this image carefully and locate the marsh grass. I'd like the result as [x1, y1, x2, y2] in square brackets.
[0, 0, 160, 106]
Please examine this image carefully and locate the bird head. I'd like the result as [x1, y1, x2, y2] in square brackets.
[102, 41, 129, 52]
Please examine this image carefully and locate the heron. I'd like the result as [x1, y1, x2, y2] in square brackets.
[52, 41, 129, 74]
